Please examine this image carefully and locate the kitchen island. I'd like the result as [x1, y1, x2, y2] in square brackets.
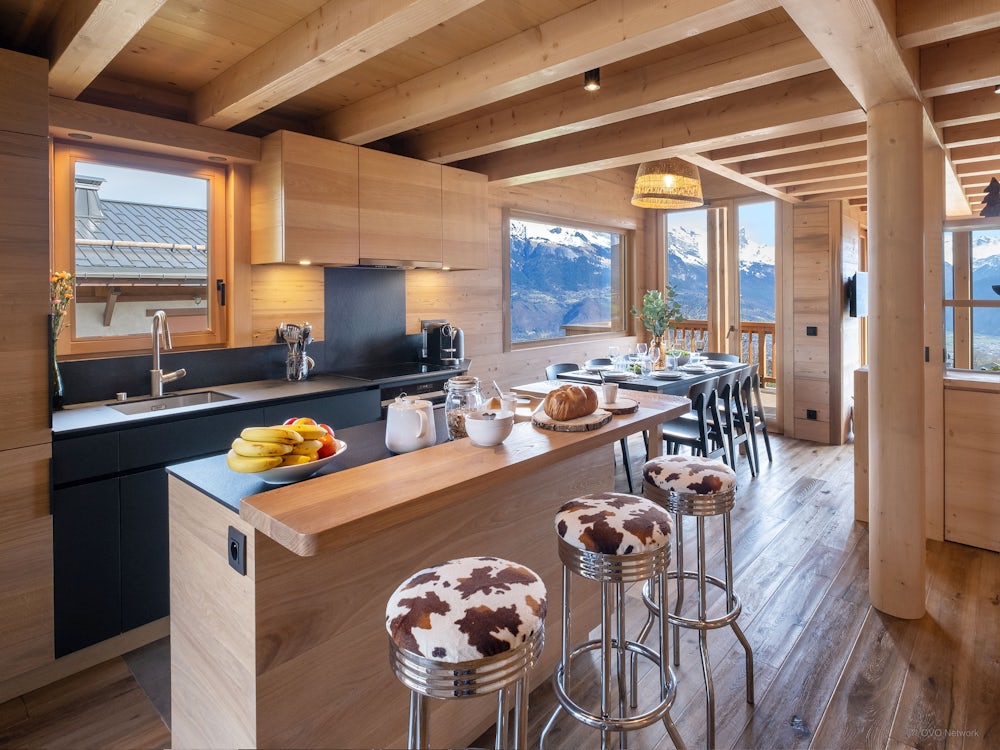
[167, 390, 688, 749]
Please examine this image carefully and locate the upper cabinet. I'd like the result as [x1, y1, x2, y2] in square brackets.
[442, 165, 488, 270]
[251, 130, 359, 266]
[359, 149, 442, 266]
[251, 131, 487, 270]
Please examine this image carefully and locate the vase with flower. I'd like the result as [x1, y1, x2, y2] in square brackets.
[50, 271, 74, 410]
[629, 285, 684, 369]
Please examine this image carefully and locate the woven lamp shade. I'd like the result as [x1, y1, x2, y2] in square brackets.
[631, 158, 704, 209]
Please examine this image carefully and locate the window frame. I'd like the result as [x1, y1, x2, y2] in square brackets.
[942, 218, 1000, 371]
[504, 208, 631, 350]
[52, 142, 229, 357]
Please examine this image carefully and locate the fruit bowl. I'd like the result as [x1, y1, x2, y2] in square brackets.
[256, 439, 347, 484]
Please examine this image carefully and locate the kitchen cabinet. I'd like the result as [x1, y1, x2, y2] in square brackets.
[262, 389, 380, 427]
[0, 49, 53, 684]
[442, 165, 488, 270]
[251, 130, 359, 265]
[360, 149, 442, 265]
[121, 468, 169, 631]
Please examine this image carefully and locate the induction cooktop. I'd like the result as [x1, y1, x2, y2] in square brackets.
[330, 362, 458, 381]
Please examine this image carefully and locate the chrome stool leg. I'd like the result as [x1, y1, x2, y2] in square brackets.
[543, 493, 687, 750]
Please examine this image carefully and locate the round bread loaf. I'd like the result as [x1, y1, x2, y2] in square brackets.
[543, 384, 598, 421]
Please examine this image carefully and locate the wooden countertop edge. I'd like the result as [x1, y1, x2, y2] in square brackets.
[944, 372, 1000, 393]
[239, 393, 689, 557]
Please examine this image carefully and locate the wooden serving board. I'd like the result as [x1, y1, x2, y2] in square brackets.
[532, 408, 613, 432]
[598, 398, 639, 415]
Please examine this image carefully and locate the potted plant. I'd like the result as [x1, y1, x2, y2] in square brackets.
[630, 285, 685, 367]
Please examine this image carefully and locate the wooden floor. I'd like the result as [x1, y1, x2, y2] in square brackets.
[1, 433, 997, 750]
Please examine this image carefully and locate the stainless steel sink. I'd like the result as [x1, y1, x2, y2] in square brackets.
[107, 390, 236, 415]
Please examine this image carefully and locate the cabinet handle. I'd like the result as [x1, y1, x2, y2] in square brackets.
[216, 279, 226, 307]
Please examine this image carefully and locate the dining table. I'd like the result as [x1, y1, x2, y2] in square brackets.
[548, 359, 747, 396]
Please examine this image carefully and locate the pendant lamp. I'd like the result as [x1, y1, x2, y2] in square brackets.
[630, 158, 704, 209]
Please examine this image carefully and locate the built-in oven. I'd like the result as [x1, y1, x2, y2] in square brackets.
[378, 378, 450, 416]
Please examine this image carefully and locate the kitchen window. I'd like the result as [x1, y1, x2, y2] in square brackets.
[52, 143, 229, 357]
[505, 211, 627, 345]
[943, 224, 1000, 370]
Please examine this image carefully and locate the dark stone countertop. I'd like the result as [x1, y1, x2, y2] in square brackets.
[167, 408, 450, 512]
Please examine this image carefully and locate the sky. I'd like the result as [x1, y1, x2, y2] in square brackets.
[667, 201, 776, 248]
[77, 162, 207, 209]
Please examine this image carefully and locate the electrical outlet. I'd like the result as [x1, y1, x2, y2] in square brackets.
[806, 409, 818, 420]
[227, 526, 246, 575]
[806, 326, 818, 336]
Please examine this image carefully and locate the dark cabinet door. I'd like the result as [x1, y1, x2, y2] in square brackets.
[52, 478, 121, 657]
[263, 389, 380, 429]
[120, 468, 169, 631]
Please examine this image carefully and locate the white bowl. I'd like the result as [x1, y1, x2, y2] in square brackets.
[254, 439, 347, 484]
[464, 410, 514, 447]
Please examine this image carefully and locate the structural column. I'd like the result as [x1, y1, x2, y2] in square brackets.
[866, 99, 926, 619]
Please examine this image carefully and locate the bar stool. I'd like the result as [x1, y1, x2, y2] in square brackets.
[385, 556, 547, 750]
[540, 492, 686, 750]
[638, 455, 754, 749]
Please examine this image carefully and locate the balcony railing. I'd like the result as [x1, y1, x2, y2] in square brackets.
[669, 320, 776, 386]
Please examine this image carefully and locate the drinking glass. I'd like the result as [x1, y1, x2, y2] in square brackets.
[665, 353, 677, 370]
[650, 345, 661, 371]
[608, 345, 621, 371]
[636, 342, 648, 357]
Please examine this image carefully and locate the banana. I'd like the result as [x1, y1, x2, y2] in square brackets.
[283, 423, 329, 440]
[279, 454, 313, 466]
[240, 426, 304, 445]
[289, 439, 324, 455]
[231, 437, 293, 457]
[226, 450, 283, 473]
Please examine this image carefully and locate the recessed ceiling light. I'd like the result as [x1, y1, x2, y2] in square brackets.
[68, 132, 92, 140]
[583, 68, 600, 91]
[994, 84, 1000, 94]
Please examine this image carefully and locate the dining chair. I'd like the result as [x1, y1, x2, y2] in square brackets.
[542, 362, 636, 492]
[743, 369, 773, 466]
[700, 352, 739, 362]
[714, 366, 756, 476]
[660, 376, 728, 464]
[584, 357, 612, 368]
[545, 362, 579, 380]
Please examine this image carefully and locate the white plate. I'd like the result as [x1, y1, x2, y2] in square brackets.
[584, 365, 613, 373]
[255, 439, 347, 484]
[681, 364, 708, 373]
[704, 360, 734, 369]
[601, 370, 633, 381]
[651, 371, 684, 380]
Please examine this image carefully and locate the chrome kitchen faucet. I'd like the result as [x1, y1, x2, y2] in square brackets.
[150, 310, 187, 397]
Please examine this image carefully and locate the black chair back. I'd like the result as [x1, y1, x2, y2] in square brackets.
[584, 357, 612, 368]
[545, 362, 579, 380]
[701, 352, 739, 362]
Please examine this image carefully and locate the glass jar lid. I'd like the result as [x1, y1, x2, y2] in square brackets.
[446, 375, 479, 391]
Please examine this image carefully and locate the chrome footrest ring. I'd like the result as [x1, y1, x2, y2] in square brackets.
[644, 574, 744, 630]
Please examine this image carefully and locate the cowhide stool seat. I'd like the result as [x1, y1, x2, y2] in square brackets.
[638, 455, 754, 749]
[539, 492, 686, 750]
[385, 556, 546, 750]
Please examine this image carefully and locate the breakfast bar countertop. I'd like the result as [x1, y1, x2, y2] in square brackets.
[171, 389, 689, 558]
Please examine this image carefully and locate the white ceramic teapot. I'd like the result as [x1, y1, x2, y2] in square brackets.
[385, 395, 436, 453]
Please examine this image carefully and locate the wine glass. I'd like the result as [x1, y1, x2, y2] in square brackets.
[636, 342, 648, 357]
[608, 345, 621, 371]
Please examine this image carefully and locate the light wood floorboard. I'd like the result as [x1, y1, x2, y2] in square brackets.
[0, 433, 997, 750]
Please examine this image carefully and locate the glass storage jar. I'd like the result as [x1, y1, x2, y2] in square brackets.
[444, 375, 484, 439]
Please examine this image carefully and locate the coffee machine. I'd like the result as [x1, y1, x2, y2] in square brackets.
[421, 320, 464, 365]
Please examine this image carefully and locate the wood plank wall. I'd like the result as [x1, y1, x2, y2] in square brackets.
[406, 168, 649, 390]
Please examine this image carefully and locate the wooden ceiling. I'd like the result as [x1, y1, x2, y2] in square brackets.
[3, 0, 1000, 216]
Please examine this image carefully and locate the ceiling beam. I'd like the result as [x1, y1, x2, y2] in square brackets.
[784, 175, 868, 197]
[933, 87, 1000, 128]
[740, 141, 867, 177]
[779, 0, 921, 110]
[952, 158, 1000, 179]
[48, 97, 261, 163]
[920, 29, 1000, 98]
[706, 122, 866, 164]
[896, 0, 1000, 48]
[949, 142, 1000, 164]
[316, 0, 782, 144]
[797, 187, 867, 203]
[403, 20, 824, 163]
[943, 120, 1000, 148]
[682, 153, 801, 204]
[190, 0, 485, 130]
[47, 0, 167, 99]
[457, 70, 863, 185]
[763, 160, 868, 187]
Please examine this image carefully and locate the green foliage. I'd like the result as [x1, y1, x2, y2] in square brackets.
[630, 285, 685, 337]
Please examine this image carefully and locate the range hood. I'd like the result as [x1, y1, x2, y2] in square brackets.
[358, 257, 443, 270]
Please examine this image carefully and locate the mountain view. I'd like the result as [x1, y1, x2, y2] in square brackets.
[509, 218, 617, 342]
[944, 230, 1000, 367]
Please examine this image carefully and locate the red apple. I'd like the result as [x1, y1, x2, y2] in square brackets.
[282, 417, 300, 425]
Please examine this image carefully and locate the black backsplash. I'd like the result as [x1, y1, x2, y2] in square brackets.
[323, 267, 420, 369]
[57, 266, 424, 406]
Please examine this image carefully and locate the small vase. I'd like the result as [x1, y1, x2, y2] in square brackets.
[652, 335, 665, 370]
[50, 339, 64, 411]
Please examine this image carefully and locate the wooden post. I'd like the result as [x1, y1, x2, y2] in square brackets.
[867, 99, 926, 619]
